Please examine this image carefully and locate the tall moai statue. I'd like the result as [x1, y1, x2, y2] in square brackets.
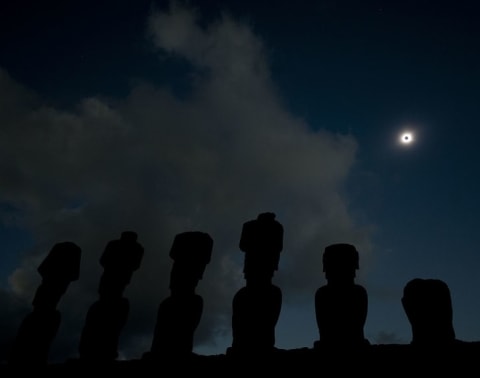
[79, 231, 144, 362]
[402, 278, 458, 346]
[8, 241, 81, 366]
[145, 231, 213, 360]
[228, 212, 284, 356]
[314, 243, 369, 349]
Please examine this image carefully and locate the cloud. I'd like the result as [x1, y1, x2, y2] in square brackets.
[372, 330, 404, 345]
[0, 289, 31, 360]
[0, 1, 372, 361]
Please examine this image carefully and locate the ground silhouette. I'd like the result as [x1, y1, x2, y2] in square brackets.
[3, 222, 480, 375]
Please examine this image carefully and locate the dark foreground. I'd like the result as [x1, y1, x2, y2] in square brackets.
[2, 342, 480, 376]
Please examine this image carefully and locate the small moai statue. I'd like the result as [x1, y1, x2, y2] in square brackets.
[145, 231, 213, 360]
[402, 278, 457, 346]
[228, 212, 284, 356]
[8, 241, 81, 366]
[314, 243, 369, 349]
[79, 231, 144, 362]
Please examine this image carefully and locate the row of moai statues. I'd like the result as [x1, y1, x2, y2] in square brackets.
[7, 212, 461, 365]
[7, 232, 146, 365]
[7, 229, 214, 366]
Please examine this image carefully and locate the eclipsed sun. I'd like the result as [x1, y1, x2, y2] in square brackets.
[399, 131, 415, 145]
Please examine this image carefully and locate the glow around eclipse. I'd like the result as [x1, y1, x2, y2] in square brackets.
[399, 131, 415, 146]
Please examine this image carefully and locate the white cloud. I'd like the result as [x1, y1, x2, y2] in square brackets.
[0, 1, 372, 361]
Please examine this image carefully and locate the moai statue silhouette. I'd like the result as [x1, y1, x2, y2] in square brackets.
[314, 243, 369, 349]
[8, 241, 81, 366]
[145, 231, 213, 360]
[402, 278, 458, 346]
[79, 231, 144, 362]
[228, 212, 284, 356]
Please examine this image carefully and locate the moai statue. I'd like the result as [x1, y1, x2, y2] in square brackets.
[314, 243, 369, 349]
[145, 231, 213, 360]
[402, 278, 458, 346]
[8, 241, 81, 365]
[228, 212, 284, 356]
[79, 231, 144, 362]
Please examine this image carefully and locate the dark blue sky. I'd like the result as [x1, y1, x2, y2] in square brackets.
[1, 0, 480, 359]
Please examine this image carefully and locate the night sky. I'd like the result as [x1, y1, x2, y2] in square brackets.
[1, 0, 480, 361]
